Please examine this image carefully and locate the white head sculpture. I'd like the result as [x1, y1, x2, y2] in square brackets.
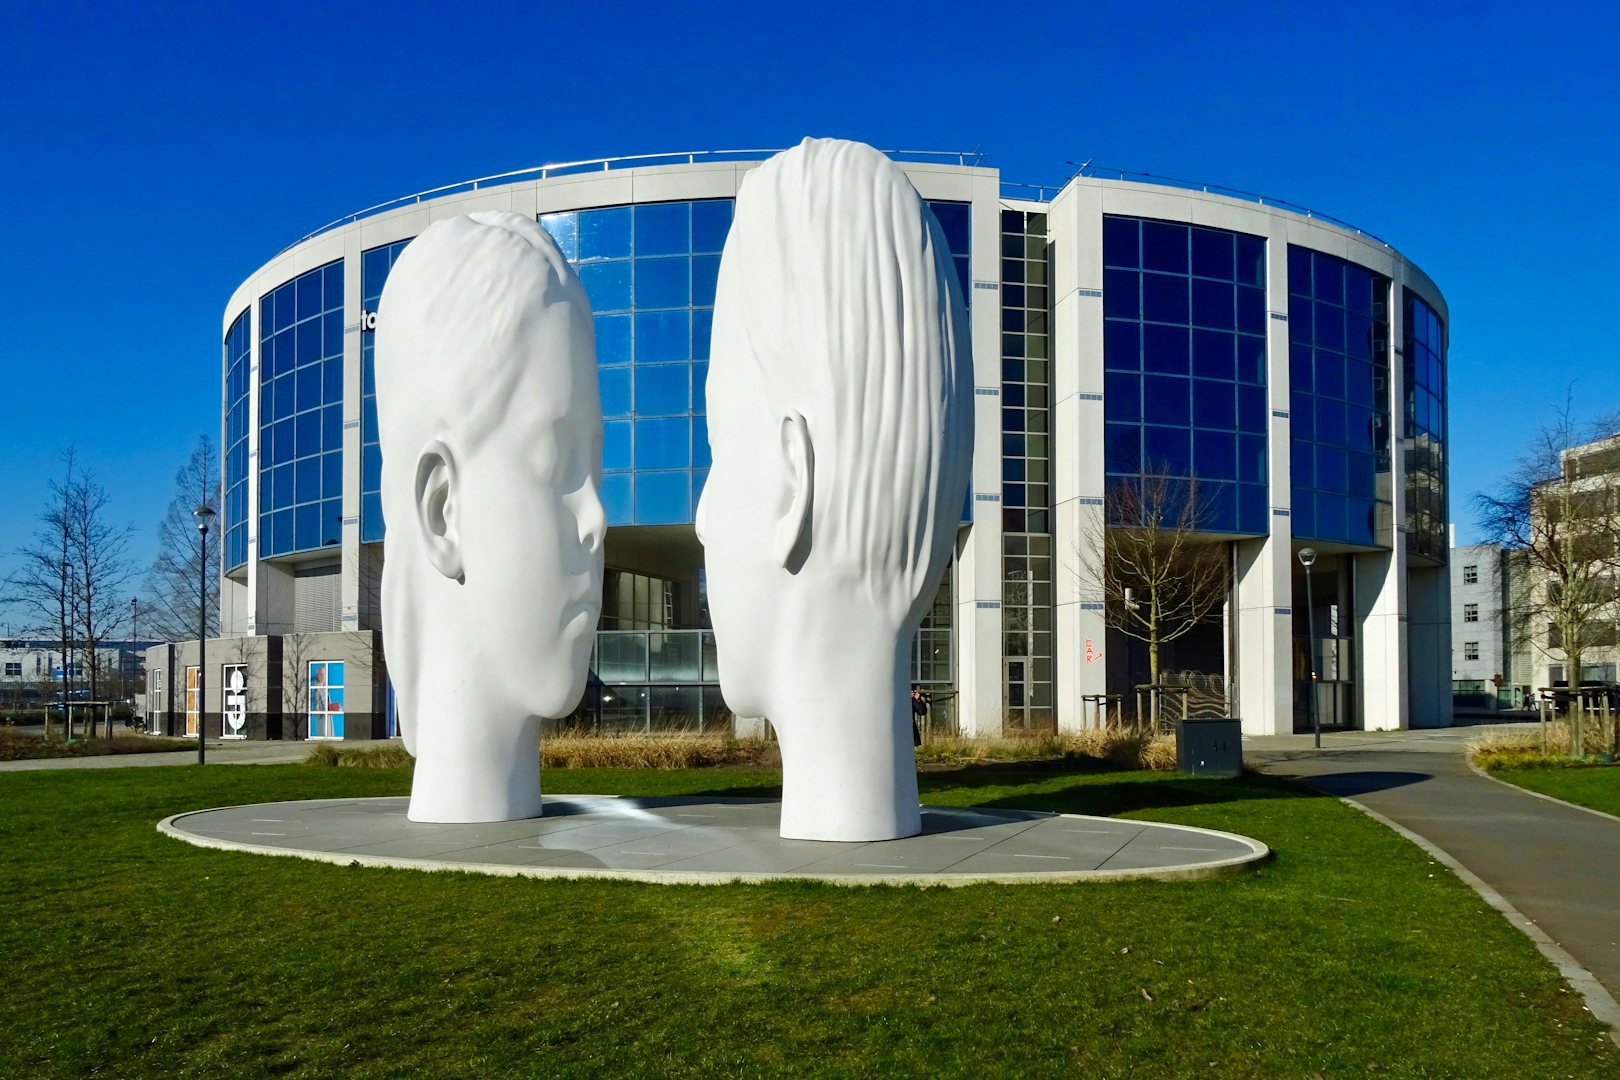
[697, 138, 974, 841]
[375, 211, 605, 823]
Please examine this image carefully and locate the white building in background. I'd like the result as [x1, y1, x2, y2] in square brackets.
[157, 149, 1452, 741]
[1450, 536, 1511, 708]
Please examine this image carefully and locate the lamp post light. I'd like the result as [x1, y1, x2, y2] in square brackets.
[1297, 547, 1319, 749]
[193, 505, 215, 765]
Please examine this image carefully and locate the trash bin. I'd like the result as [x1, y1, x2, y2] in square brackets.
[1175, 717, 1242, 777]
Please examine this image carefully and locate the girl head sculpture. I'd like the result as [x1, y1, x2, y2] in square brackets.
[375, 211, 605, 823]
[696, 139, 973, 841]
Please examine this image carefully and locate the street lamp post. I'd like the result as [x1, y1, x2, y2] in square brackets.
[130, 597, 139, 729]
[62, 559, 74, 742]
[1297, 547, 1319, 749]
[193, 505, 215, 765]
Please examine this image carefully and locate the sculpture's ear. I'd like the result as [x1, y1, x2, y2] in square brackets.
[414, 438, 464, 583]
[773, 411, 814, 572]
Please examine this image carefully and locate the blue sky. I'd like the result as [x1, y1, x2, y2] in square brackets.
[1, 0, 1616, 631]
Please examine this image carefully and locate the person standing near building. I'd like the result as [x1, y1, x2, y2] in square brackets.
[910, 687, 929, 747]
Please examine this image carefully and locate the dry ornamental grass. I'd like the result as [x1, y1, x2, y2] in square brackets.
[305, 729, 1177, 771]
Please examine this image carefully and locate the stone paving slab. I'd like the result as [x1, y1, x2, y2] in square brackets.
[159, 795, 1268, 886]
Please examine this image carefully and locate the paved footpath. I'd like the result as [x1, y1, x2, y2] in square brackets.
[1246, 726, 1620, 1033]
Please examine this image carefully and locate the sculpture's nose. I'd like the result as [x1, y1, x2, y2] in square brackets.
[577, 482, 605, 557]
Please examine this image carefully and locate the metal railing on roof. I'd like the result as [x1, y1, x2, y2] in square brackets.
[273, 148, 1391, 261]
[275, 147, 987, 257]
[1003, 165, 1392, 249]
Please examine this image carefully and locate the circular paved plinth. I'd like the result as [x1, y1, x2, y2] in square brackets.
[158, 796, 1269, 886]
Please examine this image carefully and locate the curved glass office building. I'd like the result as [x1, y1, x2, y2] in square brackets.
[157, 149, 1449, 742]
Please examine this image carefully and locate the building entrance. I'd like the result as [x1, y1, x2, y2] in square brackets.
[1293, 554, 1358, 732]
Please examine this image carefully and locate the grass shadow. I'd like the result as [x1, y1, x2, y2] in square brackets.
[686, 762, 1335, 818]
[1280, 770, 1434, 798]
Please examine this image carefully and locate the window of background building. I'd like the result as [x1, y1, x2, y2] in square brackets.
[1103, 216, 1269, 534]
[308, 660, 346, 739]
[3, 662, 20, 677]
[184, 666, 199, 737]
[258, 261, 344, 558]
[1288, 248, 1391, 548]
[223, 309, 252, 570]
[1001, 209, 1054, 730]
[1464, 603, 1478, 622]
[360, 239, 413, 543]
[1404, 291, 1447, 563]
[1463, 564, 1478, 585]
[1464, 642, 1480, 661]
[600, 570, 677, 630]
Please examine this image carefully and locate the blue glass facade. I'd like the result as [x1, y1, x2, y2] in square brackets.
[1403, 290, 1447, 562]
[223, 310, 252, 571]
[257, 261, 344, 558]
[1287, 248, 1391, 547]
[1102, 217, 1269, 534]
[360, 239, 411, 544]
[541, 200, 732, 526]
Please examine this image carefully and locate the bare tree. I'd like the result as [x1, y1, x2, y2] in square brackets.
[64, 467, 134, 736]
[1476, 401, 1620, 704]
[142, 437, 221, 642]
[5, 450, 81, 739]
[1078, 473, 1229, 725]
[281, 632, 316, 741]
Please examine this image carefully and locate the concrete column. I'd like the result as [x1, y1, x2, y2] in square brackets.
[244, 299, 265, 635]
[1356, 547, 1407, 729]
[1235, 536, 1293, 735]
[1232, 216, 1299, 736]
[1407, 564, 1451, 727]
[1048, 182, 1109, 731]
[953, 176, 1008, 737]
[341, 240, 365, 633]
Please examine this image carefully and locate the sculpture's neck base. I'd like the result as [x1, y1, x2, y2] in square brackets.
[406, 705, 543, 824]
[771, 629, 920, 842]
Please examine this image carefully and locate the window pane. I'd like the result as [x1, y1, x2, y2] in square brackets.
[634, 256, 689, 309]
[1143, 323, 1189, 375]
[634, 471, 689, 524]
[634, 417, 690, 469]
[634, 364, 689, 416]
[691, 200, 733, 253]
[601, 473, 631, 525]
[635, 202, 689, 257]
[599, 366, 631, 418]
[1191, 227, 1234, 280]
[580, 262, 632, 313]
[635, 310, 690, 363]
[595, 314, 631, 364]
[1142, 272, 1189, 324]
[579, 207, 632, 260]
[1103, 268, 1139, 320]
[1141, 221, 1188, 274]
[603, 420, 632, 471]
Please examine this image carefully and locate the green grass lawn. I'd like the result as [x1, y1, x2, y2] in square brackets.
[1, 762, 1614, 1079]
[1492, 764, 1620, 818]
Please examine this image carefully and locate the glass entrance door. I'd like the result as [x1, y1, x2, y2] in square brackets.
[1004, 658, 1033, 732]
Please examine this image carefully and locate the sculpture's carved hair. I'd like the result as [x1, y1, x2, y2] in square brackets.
[373, 211, 591, 739]
[711, 138, 973, 620]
